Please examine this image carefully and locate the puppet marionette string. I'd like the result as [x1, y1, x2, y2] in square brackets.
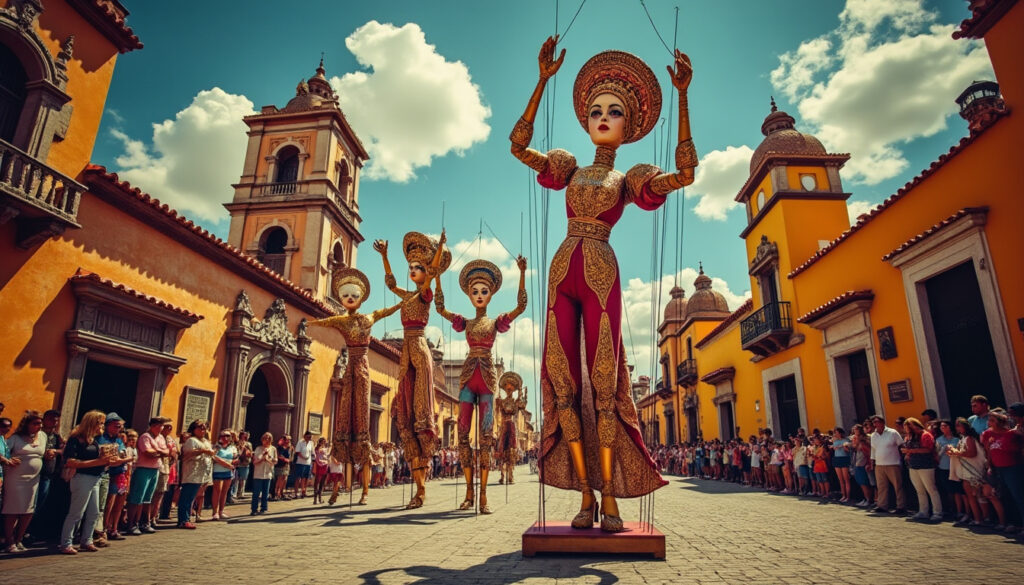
[639, 0, 675, 58]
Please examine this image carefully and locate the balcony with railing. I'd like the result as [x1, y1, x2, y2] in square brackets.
[0, 138, 86, 249]
[676, 358, 698, 386]
[253, 179, 356, 225]
[740, 301, 793, 357]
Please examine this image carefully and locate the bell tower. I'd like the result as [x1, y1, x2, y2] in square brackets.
[226, 59, 370, 303]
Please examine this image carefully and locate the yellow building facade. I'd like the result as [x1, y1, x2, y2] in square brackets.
[648, 0, 1024, 444]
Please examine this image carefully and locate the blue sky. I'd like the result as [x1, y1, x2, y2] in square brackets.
[92, 0, 992, 386]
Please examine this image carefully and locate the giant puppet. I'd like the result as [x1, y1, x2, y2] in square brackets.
[308, 268, 409, 505]
[434, 256, 528, 513]
[509, 36, 696, 532]
[374, 231, 450, 509]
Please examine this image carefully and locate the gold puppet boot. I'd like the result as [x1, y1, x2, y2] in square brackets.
[459, 465, 475, 510]
[358, 465, 371, 505]
[568, 440, 597, 529]
[599, 446, 624, 533]
[479, 465, 492, 514]
[406, 462, 426, 509]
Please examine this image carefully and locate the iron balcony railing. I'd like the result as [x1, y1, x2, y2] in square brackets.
[740, 301, 792, 347]
[677, 359, 697, 386]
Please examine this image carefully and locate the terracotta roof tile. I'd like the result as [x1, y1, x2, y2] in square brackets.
[787, 114, 1006, 279]
[796, 290, 874, 324]
[953, 0, 1017, 39]
[70, 268, 203, 321]
[82, 165, 335, 316]
[69, 0, 144, 53]
[881, 207, 989, 262]
[695, 298, 753, 349]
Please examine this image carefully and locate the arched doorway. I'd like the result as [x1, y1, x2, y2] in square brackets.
[276, 145, 300, 183]
[243, 368, 270, 438]
[242, 362, 291, 440]
[0, 42, 27, 143]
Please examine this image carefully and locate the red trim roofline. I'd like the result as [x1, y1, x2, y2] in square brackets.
[796, 290, 874, 325]
[369, 336, 400, 362]
[953, 0, 1019, 39]
[68, 0, 143, 53]
[70, 268, 203, 323]
[82, 165, 336, 319]
[695, 298, 753, 349]
[881, 207, 989, 262]
[787, 114, 1007, 279]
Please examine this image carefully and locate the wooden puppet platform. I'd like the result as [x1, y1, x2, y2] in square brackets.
[522, 521, 665, 559]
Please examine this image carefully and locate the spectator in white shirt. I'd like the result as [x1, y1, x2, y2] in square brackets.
[869, 415, 907, 514]
[292, 431, 314, 498]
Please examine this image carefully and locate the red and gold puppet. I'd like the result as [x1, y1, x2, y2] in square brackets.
[308, 268, 405, 505]
[434, 256, 528, 514]
[374, 231, 450, 509]
[496, 371, 528, 486]
[510, 37, 696, 531]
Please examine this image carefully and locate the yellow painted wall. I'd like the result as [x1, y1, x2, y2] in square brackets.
[36, 1, 120, 179]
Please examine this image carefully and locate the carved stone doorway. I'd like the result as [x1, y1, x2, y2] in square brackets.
[222, 291, 312, 440]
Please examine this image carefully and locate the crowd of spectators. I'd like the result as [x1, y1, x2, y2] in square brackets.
[0, 401, 532, 556]
[647, 395, 1024, 541]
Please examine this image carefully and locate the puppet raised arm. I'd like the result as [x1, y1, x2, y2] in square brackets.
[648, 50, 698, 195]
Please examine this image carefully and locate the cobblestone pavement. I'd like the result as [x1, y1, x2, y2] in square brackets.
[4, 469, 1021, 584]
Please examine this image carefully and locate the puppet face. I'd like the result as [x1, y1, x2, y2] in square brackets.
[409, 262, 427, 285]
[338, 283, 365, 311]
[468, 282, 492, 308]
[587, 92, 626, 148]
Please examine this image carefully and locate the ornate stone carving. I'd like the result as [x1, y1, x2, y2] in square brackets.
[749, 234, 779, 276]
[235, 290, 254, 316]
[249, 298, 298, 354]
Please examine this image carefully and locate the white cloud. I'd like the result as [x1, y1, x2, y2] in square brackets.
[846, 200, 875, 224]
[770, 37, 833, 102]
[110, 88, 255, 222]
[770, 1, 993, 185]
[685, 145, 754, 221]
[331, 21, 491, 182]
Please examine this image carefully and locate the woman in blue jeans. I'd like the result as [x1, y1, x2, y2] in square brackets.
[177, 420, 214, 529]
[59, 411, 112, 554]
[250, 432, 276, 515]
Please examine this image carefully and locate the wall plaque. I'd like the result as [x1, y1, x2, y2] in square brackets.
[307, 412, 323, 435]
[887, 379, 912, 403]
[182, 386, 215, 426]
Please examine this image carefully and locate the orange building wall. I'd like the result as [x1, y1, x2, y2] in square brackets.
[0, 192, 348, 433]
[791, 112, 1024, 418]
[35, 1, 119, 179]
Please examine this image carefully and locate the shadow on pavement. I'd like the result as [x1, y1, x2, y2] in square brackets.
[359, 551, 621, 584]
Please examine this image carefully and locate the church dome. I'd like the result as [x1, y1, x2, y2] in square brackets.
[750, 98, 826, 173]
[283, 58, 339, 112]
[662, 286, 687, 323]
[685, 265, 730, 318]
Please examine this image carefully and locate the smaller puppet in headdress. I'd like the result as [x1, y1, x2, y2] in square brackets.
[435, 255, 527, 513]
[373, 230, 450, 509]
[496, 371, 528, 486]
[308, 267, 409, 505]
